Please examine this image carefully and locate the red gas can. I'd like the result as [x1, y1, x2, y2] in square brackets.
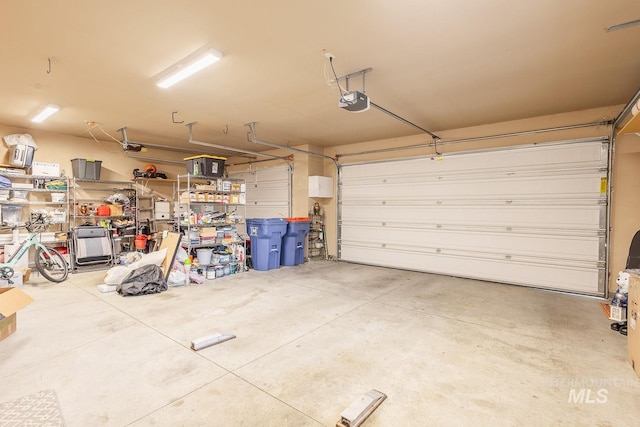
[96, 205, 111, 216]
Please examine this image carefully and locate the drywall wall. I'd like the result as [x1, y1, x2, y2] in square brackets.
[0, 125, 184, 182]
[610, 132, 640, 281]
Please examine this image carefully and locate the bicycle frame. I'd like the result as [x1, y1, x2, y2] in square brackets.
[1, 231, 55, 268]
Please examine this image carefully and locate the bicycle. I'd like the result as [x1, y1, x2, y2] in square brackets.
[0, 215, 69, 283]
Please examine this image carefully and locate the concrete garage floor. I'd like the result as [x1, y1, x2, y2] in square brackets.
[0, 260, 638, 426]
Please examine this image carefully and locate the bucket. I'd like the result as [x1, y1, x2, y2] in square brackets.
[206, 266, 216, 279]
[215, 266, 224, 278]
[134, 235, 147, 250]
[196, 248, 212, 265]
[229, 262, 238, 274]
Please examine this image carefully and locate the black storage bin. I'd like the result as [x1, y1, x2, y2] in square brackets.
[184, 155, 226, 177]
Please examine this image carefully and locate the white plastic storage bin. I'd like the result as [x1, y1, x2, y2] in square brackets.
[1, 206, 23, 225]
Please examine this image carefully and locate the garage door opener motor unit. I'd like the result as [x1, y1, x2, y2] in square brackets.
[339, 91, 370, 113]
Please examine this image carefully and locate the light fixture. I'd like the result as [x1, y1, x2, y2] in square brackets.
[31, 104, 59, 123]
[156, 48, 223, 88]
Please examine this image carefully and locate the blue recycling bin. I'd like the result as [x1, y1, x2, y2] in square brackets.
[281, 217, 311, 266]
[246, 218, 288, 271]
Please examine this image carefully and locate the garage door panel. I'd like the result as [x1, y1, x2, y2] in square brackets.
[341, 141, 606, 180]
[342, 167, 601, 184]
[246, 190, 288, 205]
[339, 138, 608, 295]
[341, 205, 602, 229]
[229, 166, 290, 219]
[342, 174, 604, 199]
[340, 244, 600, 294]
[340, 226, 601, 261]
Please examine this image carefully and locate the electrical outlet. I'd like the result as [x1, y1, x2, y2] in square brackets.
[324, 51, 335, 60]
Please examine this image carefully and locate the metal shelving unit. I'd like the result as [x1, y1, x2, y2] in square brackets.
[176, 174, 247, 273]
[0, 173, 70, 269]
[71, 178, 136, 229]
[71, 178, 139, 256]
[308, 214, 325, 259]
[133, 177, 175, 232]
[135, 188, 154, 233]
[0, 173, 69, 235]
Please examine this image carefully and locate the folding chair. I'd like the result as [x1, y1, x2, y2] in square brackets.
[71, 226, 113, 269]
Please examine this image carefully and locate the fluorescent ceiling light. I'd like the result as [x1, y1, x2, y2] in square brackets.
[156, 48, 223, 88]
[31, 104, 59, 123]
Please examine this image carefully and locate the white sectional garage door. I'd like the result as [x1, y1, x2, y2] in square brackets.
[229, 166, 291, 221]
[339, 138, 609, 295]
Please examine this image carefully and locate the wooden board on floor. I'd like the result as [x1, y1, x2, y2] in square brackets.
[158, 232, 181, 280]
[600, 302, 610, 319]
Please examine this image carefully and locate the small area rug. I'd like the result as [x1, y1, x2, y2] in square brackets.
[0, 389, 65, 426]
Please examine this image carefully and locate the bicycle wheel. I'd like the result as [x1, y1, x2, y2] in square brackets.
[35, 247, 69, 283]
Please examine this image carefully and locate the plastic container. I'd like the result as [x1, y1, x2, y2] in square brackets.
[96, 205, 111, 216]
[183, 155, 226, 177]
[134, 234, 147, 250]
[197, 248, 212, 265]
[184, 258, 191, 285]
[281, 217, 311, 266]
[206, 266, 216, 279]
[113, 236, 122, 255]
[10, 144, 35, 168]
[215, 265, 224, 278]
[9, 190, 28, 201]
[1, 206, 23, 225]
[246, 218, 288, 271]
[71, 158, 102, 180]
[51, 193, 66, 203]
[229, 262, 238, 274]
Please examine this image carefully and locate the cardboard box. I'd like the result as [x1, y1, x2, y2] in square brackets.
[628, 273, 640, 376]
[0, 287, 33, 342]
[108, 204, 123, 217]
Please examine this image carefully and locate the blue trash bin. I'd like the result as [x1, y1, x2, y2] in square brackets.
[281, 217, 311, 266]
[246, 218, 288, 271]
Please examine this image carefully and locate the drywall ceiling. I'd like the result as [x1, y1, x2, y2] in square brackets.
[2, 1, 640, 156]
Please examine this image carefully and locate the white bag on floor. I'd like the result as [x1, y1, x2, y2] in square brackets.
[168, 270, 186, 287]
[104, 266, 132, 285]
[127, 248, 167, 270]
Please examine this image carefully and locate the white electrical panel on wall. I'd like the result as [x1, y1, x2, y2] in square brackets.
[309, 176, 333, 198]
